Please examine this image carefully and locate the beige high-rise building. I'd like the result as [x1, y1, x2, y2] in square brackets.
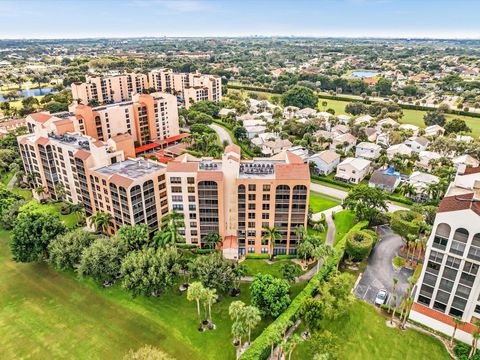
[166, 145, 310, 259]
[72, 70, 221, 108]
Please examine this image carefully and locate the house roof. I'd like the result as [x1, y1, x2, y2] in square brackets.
[369, 169, 398, 187]
[463, 166, 480, 175]
[357, 141, 381, 150]
[29, 112, 53, 123]
[437, 192, 480, 216]
[338, 157, 371, 171]
[408, 136, 429, 146]
[309, 150, 340, 164]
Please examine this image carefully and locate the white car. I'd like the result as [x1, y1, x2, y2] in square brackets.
[375, 289, 388, 306]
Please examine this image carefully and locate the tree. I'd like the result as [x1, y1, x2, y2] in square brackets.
[233, 126, 248, 142]
[11, 212, 66, 262]
[345, 102, 367, 116]
[120, 247, 180, 297]
[48, 228, 96, 270]
[154, 211, 185, 248]
[190, 252, 237, 292]
[313, 243, 334, 273]
[450, 316, 464, 346]
[308, 331, 339, 360]
[345, 231, 374, 261]
[232, 318, 248, 349]
[297, 239, 315, 264]
[471, 328, 480, 358]
[89, 211, 113, 234]
[444, 118, 471, 134]
[283, 334, 302, 360]
[243, 305, 261, 344]
[262, 225, 282, 259]
[343, 185, 387, 223]
[118, 224, 151, 251]
[187, 281, 205, 322]
[282, 86, 319, 109]
[202, 232, 221, 250]
[123, 345, 174, 360]
[375, 78, 393, 96]
[202, 287, 218, 323]
[423, 111, 446, 127]
[250, 274, 291, 317]
[77, 236, 126, 284]
[280, 263, 302, 283]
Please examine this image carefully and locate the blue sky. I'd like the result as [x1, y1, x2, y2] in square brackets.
[1, 0, 479, 39]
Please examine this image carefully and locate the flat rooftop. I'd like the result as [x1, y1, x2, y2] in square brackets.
[239, 160, 277, 179]
[96, 158, 166, 179]
[48, 133, 91, 150]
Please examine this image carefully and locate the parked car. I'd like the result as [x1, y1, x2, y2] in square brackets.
[375, 289, 388, 306]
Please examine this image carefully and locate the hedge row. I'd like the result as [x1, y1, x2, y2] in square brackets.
[227, 84, 480, 119]
[239, 221, 368, 360]
[246, 254, 270, 259]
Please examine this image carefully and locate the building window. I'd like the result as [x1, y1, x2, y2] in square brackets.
[263, 185, 270, 191]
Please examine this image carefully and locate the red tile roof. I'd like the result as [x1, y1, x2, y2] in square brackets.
[166, 161, 198, 172]
[29, 112, 53, 123]
[35, 137, 49, 146]
[275, 163, 310, 180]
[197, 171, 223, 182]
[109, 174, 134, 188]
[437, 192, 480, 216]
[74, 149, 91, 161]
[463, 167, 480, 175]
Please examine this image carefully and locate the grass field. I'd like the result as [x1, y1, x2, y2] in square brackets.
[333, 210, 356, 245]
[242, 259, 303, 278]
[0, 229, 279, 360]
[292, 300, 449, 360]
[309, 192, 340, 213]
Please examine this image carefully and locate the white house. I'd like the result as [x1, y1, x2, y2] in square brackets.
[335, 157, 371, 184]
[219, 108, 237, 117]
[331, 124, 350, 137]
[363, 128, 378, 142]
[287, 145, 310, 160]
[354, 114, 373, 126]
[404, 136, 430, 152]
[399, 123, 420, 135]
[416, 151, 442, 171]
[336, 114, 351, 125]
[245, 125, 267, 139]
[386, 143, 412, 159]
[262, 138, 293, 156]
[296, 108, 317, 118]
[355, 141, 382, 160]
[369, 167, 401, 192]
[453, 154, 480, 169]
[330, 133, 357, 153]
[424, 124, 445, 137]
[376, 117, 399, 131]
[307, 150, 341, 175]
[408, 171, 440, 202]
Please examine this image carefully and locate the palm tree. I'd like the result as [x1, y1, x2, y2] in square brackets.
[388, 277, 399, 308]
[243, 305, 261, 344]
[295, 225, 306, 243]
[400, 182, 416, 199]
[229, 300, 245, 322]
[157, 210, 185, 247]
[284, 334, 302, 360]
[71, 203, 85, 222]
[262, 226, 282, 260]
[187, 282, 205, 322]
[405, 234, 417, 262]
[471, 328, 480, 358]
[313, 243, 334, 273]
[400, 296, 414, 329]
[232, 320, 248, 351]
[450, 316, 464, 346]
[35, 185, 46, 199]
[203, 232, 221, 250]
[54, 183, 66, 202]
[89, 211, 113, 234]
[203, 288, 218, 323]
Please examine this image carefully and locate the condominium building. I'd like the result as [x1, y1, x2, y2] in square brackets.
[71, 73, 148, 105]
[411, 165, 480, 343]
[166, 145, 310, 259]
[72, 91, 179, 145]
[88, 158, 169, 233]
[72, 69, 221, 108]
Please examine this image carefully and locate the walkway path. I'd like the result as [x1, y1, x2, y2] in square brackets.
[7, 174, 16, 189]
[209, 123, 233, 145]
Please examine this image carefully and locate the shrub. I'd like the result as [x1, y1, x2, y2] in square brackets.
[246, 254, 270, 259]
[345, 230, 374, 261]
[390, 210, 423, 239]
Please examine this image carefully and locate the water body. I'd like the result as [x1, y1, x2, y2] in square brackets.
[0, 87, 55, 102]
[349, 70, 380, 78]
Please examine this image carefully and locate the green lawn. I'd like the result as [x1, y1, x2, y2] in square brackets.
[242, 259, 304, 279]
[333, 210, 356, 245]
[309, 192, 340, 213]
[292, 300, 449, 360]
[0, 229, 275, 360]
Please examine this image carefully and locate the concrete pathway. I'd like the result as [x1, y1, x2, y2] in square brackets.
[209, 123, 233, 145]
[7, 174, 16, 189]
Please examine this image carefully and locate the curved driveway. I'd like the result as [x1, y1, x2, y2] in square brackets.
[209, 123, 233, 145]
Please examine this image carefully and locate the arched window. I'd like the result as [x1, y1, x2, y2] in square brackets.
[432, 223, 451, 251]
[451, 228, 469, 256]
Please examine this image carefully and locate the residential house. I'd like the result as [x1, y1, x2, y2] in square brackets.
[416, 151, 442, 171]
[354, 114, 373, 126]
[387, 143, 412, 159]
[261, 138, 293, 156]
[287, 146, 310, 161]
[355, 141, 382, 160]
[376, 117, 399, 131]
[369, 167, 401, 192]
[424, 125, 445, 137]
[330, 133, 357, 153]
[335, 157, 371, 184]
[363, 128, 378, 142]
[307, 150, 340, 175]
[296, 108, 317, 118]
[453, 155, 480, 169]
[399, 124, 420, 135]
[336, 114, 352, 125]
[408, 171, 440, 202]
[219, 108, 237, 117]
[404, 136, 430, 153]
[331, 124, 350, 137]
[283, 106, 299, 120]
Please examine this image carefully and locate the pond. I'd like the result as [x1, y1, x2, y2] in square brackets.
[0, 87, 55, 102]
[348, 70, 379, 78]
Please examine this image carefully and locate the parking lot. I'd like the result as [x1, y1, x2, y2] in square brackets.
[353, 225, 414, 307]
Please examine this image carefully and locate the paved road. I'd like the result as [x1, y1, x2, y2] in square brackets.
[354, 225, 413, 306]
[209, 123, 233, 145]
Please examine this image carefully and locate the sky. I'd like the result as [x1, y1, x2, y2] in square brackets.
[0, 0, 479, 39]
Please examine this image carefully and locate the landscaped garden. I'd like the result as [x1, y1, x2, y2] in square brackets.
[309, 192, 340, 213]
[292, 300, 449, 360]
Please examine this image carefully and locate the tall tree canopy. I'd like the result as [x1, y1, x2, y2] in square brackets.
[282, 86, 319, 109]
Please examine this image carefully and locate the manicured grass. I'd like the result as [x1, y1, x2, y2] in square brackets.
[393, 256, 405, 268]
[242, 259, 303, 278]
[26, 202, 79, 228]
[0, 229, 274, 360]
[311, 177, 349, 191]
[309, 192, 340, 213]
[333, 210, 356, 245]
[292, 300, 449, 360]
